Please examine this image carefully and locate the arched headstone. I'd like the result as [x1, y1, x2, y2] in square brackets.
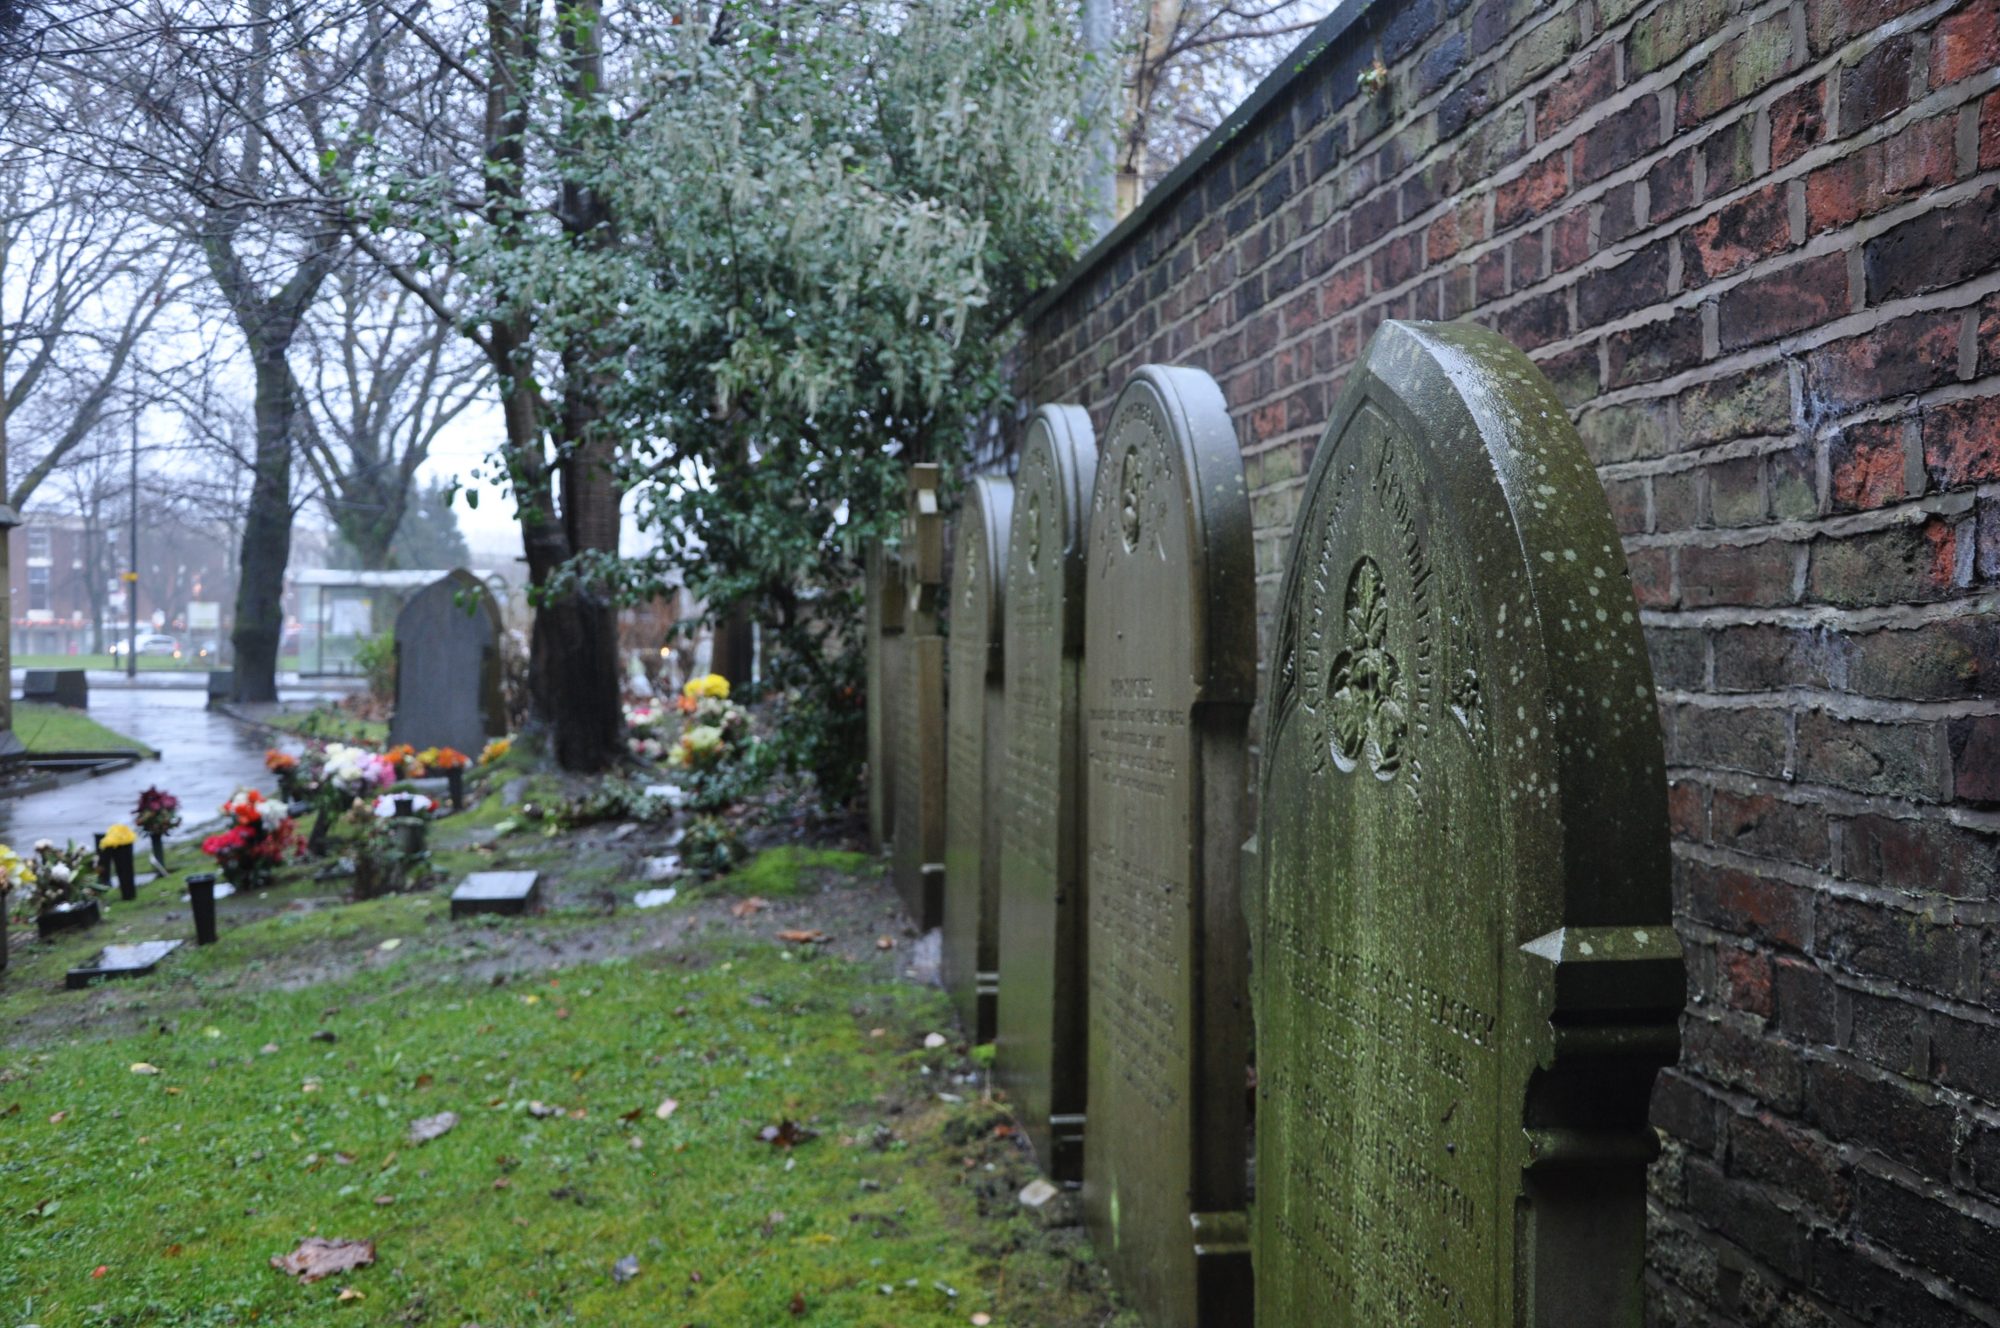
[995, 406, 1096, 1180]
[1083, 366, 1254, 1328]
[1252, 321, 1683, 1325]
[891, 464, 948, 928]
[944, 475, 1013, 1042]
[388, 570, 506, 757]
[865, 541, 907, 852]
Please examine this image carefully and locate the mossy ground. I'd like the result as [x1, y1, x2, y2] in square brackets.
[0, 769, 1133, 1327]
[12, 703, 155, 756]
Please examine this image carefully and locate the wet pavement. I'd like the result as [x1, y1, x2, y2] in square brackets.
[0, 688, 339, 849]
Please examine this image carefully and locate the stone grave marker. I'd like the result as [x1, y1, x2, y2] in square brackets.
[1251, 321, 1684, 1326]
[995, 404, 1096, 1181]
[388, 570, 507, 757]
[67, 939, 183, 989]
[1082, 366, 1255, 1328]
[451, 869, 541, 918]
[943, 474, 1014, 1042]
[890, 464, 948, 928]
[865, 541, 908, 852]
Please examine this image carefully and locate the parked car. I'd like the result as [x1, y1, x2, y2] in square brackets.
[194, 640, 222, 661]
[108, 633, 183, 659]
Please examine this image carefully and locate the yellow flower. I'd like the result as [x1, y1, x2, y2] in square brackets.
[682, 673, 730, 701]
[478, 737, 513, 766]
[99, 823, 137, 850]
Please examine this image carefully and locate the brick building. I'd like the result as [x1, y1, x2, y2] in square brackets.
[1016, 0, 2000, 1321]
[7, 513, 237, 657]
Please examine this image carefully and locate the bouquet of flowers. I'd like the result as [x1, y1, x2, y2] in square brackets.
[666, 675, 750, 772]
[479, 737, 512, 766]
[625, 703, 674, 762]
[418, 746, 469, 771]
[265, 749, 303, 801]
[21, 838, 102, 916]
[99, 823, 136, 851]
[134, 786, 182, 838]
[320, 742, 396, 804]
[0, 844, 35, 918]
[383, 743, 425, 779]
[201, 788, 301, 889]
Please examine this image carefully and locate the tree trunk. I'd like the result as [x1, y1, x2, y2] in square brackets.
[230, 347, 296, 702]
[521, 517, 620, 770]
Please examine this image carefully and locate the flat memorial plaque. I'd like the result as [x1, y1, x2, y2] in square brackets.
[891, 464, 948, 928]
[995, 404, 1096, 1181]
[1252, 321, 1683, 1326]
[67, 939, 183, 989]
[1082, 366, 1254, 1328]
[451, 870, 542, 918]
[943, 474, 1013, 1042]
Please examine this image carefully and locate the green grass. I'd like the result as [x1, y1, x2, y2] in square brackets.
[262, 708, 390, 745]
[718, 846, 876, 899]
[11, 702, 154, 756]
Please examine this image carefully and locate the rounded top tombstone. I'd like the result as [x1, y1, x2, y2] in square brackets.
[387, 569, 507, 758]
[1253, 321, 1681, 1326]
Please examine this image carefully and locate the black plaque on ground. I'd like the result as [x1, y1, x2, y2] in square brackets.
[995, 404, 1096, 1182]
[1251, 322, 1683, 1326]
[942, 473, 1012, 1043]
[1081, 366, 1255, 1328]
[450, 870, 541, 918]
[66, 939, 183, 989]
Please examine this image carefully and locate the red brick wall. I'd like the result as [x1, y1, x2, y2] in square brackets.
[1018, 0, 2000, 1318]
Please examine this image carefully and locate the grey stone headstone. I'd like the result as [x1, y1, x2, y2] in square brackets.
[66, 939, 183, 989]
[450, 870, 541, 918]
[890, 465, 948, 928]
[995, 404, 1096, 1182]
[387, 570, 506, 757]
[23, 669, 88, 709]
[1081, 366, 1255, 1328]
[1251, 321, 1683, 1326]
[943, 474, 1013, 1043]
[865, 541, 908, 852]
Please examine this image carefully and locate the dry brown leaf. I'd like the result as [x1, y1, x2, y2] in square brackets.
[271, 1237, 375, 1284]
[775, 928, 829, 944]
[729, 896, 770, 918]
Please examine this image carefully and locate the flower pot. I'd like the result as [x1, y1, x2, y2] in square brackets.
[187, 872, 218, 945]
[446, 767, 465, 811]
[308, 805, 333, 857]
[148, 831, 167, 876]
[102, 843, 137, 900]
[394, 817, 428, 857]
[37, 898, 101, 939]
[393, 794, 416, 818]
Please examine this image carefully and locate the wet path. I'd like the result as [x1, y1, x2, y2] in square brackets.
[1, 689, 318, 848]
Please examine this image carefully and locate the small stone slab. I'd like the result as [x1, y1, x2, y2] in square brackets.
[450, 870, 541, 918]
[66, 939, 182, 989]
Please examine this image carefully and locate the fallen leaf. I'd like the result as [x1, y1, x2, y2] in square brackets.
[164, 1086, 183, 1096]
[92, 1264, 107, 1278]
[130, 1063, 160, 1075]
[48, 1110, 67, 1124]
[612, 1254, 640, 1284]
[527, 1101, 561, 1118]
[412, 1073, 433, 1090]
[972, 1315, 993, 1325]
[655, 1097, 679, 1121]
[755, 1119, 819, 1149]
[876, 936, 896, 950]
[163, 1244, 183, 1257]
[271, 1237, 375, 1284]
[337, 1286, 365, 1302]
[492, 1177, 511, 1190]
[377, 938, 401, 951]
[407, 1112, 459, 1145]
[311, 1030, 337, 1044]
[260, 1043, 280, 1055]
[729, 896, 769, 918]
[619, 1107, 644, 1123]
[790, 1291, 807, 1315]
[775, 929, 828, 944]
[373, 1195, 395, 1206]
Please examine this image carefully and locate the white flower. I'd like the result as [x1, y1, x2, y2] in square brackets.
[32, 838, 53, 853]
[48, 862, 72, 885]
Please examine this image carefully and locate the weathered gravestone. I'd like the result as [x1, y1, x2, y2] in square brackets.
[388, 570, 507, 757]
[1251, 321, 1683, 1327]
[451, 869, 542, 918]
[1083, 366, 1254, 1328]
[864, 542, 909, 852]
[995, 404, 1096, 1181]
[890, 464, 949, 928]
[943, 475, 1014, 1042]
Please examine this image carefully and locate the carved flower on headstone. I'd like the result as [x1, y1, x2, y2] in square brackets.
[1119, 448, 1143, 551]
[1327, 558, 1408, 780]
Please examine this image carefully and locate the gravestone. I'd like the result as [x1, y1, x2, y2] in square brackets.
[1251, 321, 1684, 1326]
[1082, 366, 1255, 1328]
[66, 939, 183, 989]
[995, 404, 1096, 1181]
[23, 669, 88, 710]
[943, 474, 1014, 1042]
[864, 542, 908, 852]
[451, 869, 541, 918]
[387, 570, 506, 757]
[890, 464, 948, 928]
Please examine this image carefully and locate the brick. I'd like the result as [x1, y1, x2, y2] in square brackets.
[1847, 988, 1926, 1076]
[1649, 148, 1699, 221]
[1951, 716, 2000, 803]
[1810, 1230, 1991, 1328]
[1495, 289, 1569, 350]
[1923, 395, 2000, 489]
[1684, 183, 1793, 283]
[1511, 229, 1545, 288]
[1840, 36, 1915, 134]
[1815, 895, 1968, 993]
[1627, 545, 1674, 605]
[1629, 0, 1725, 75]
[1679, 366, 1793, 446]
[1708, 454, 1766, 527]
[1535, 342, 1599, 408]
[1703, 117, 1759, 196]
[1538, 47, 1618, 138]
[1718, 252, 1850, 351]
[1729, 1111, 1852, 1218]
[1678, 17, 1795, 128]
[1804, 0, 1930, 56]
[1670, 700, 1792, 773]
[1607, 310, 1703, 387]
[1854, 1172, 2000, 1303]
[1774, 956, 1838, 1040]
[1682, 539, 1801, 607]
[1933, 0, 2000, 85]
[1575, 96, 1664, 185]
[1654, 469, 1699, 532]
[1647, 626, 1707, 689]
[1717, 944, 1774, 1015]
[1984, 89, 2000, 170]
[1770, 80, 1829, 168]
[1843, 811, 2000, 899]
[1502, 10, 1577, 86]
[1544, 207, 1588, 272]
[1798, 709, 1948, 800]
[1930, 1011, 2000, 1096]
[1579, 239, 1671, 325]
[1495, 152, 1567, 229]
[1769, 445, 1819, 520]
[1804, 1059, 1957, 1173]
[1416, 30, 1468, 97]
[1711, 789, 1830, 868]
[1607, 475, 1650, 534]
[1687, 1017, 1805, 1110]
[1866, 186, 2000, 303]
[1713, 624, 1834, 691]
[1652, 1069, 1721, 1151]
[1806, 311, 1964, 413]
[1849, 618, 2000, 702]
[1600, 183, 1649, 246]
[1809, 518, 1963, 607]
[1828, 422, 1909, 513]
